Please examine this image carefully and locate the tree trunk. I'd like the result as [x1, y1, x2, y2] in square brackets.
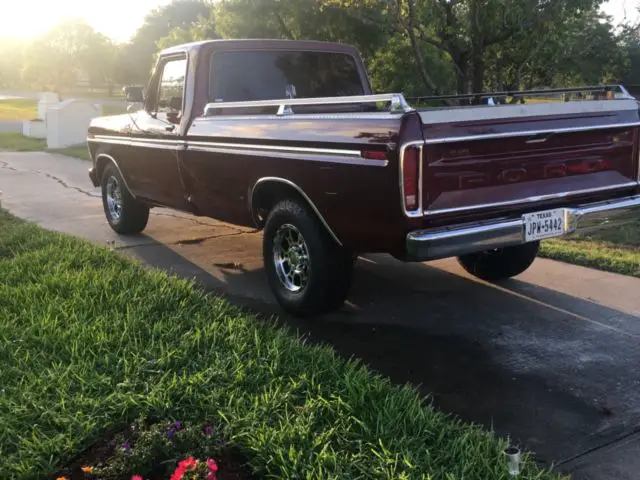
[469, 0, 484, 94]
[471, 56, 484, 93]
[406, 0, 440, 93]
[452, 51, 470, 95]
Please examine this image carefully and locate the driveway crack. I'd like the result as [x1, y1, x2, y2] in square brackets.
[0, 160, 18, 171]
[152, 211, 257, 234]
[112, 230, 257, 251]
[0, 160, 99, 198]
[39, 171, 100, 198]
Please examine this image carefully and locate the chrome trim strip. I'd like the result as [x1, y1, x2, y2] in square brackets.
[204, 93, 413, 116]
[424, 182, 638, 216]
[193, 113, 405, 121]
[187, 140, 361, 157]
[423, 122, 640, 145]
[250, 177, 342, 246]
[398, 141, 425, 218]
[406, 195, 640, 261]
[94, 153, 137, 199]
[90, 135, 388, 166]
[90, 135, 185, 148]
[188, 144, 387, 166]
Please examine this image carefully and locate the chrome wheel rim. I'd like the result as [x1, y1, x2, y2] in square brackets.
[273, 224, 310, 292]
[105, 176, 123, 221]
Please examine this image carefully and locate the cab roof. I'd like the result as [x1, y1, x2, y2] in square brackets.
[159, 39, 361, 57]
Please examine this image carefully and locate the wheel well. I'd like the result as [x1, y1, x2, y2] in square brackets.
[95, 154, 114, 183]
[251, 179, 342, 246]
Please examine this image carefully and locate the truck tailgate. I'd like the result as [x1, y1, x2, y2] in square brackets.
[418, 100, 640, 216]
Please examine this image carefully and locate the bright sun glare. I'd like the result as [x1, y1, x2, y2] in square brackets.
[0, 0, 637, 43]
[0, 0, 172, 42]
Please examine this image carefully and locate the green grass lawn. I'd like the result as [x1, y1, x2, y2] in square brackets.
[541, 219, 640, 278]
[0, 132, 90, 161]
[0, 98, 38, 120]
[0, 210, 564, 480]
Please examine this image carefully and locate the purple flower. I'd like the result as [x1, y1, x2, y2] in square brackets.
[167, 420, 184, 440]
[121, 440, 132, 454]
[203, 424, 214, 437]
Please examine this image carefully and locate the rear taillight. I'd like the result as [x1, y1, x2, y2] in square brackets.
[401, 145, 422, 214]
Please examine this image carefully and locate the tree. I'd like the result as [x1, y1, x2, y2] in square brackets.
[20, 19, 118, 94]
[214, 0, 389, 57]
[0, 38, 25, 88]
[127, 0, 212, 83]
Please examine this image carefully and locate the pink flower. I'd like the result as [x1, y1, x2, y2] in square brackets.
[169, 467, 184, 480]
[207, 458, 219, 472]
[131, 476, 143, 480]
[179, 456, 198, 471]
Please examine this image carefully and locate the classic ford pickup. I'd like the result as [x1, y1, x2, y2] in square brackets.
[87, 39, 640, 317]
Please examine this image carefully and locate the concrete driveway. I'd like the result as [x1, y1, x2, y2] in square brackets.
[1, 151, 640, 479]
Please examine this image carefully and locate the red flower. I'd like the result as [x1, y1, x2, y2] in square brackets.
[179, 457, 198, 471]
[207, 459, 219, 473]
[169, 466, 185, 480]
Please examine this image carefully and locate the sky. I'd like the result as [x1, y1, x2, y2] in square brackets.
[0, 0, 637, 43]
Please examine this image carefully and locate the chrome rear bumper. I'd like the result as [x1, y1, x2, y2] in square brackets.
[406, 195, 640, 261]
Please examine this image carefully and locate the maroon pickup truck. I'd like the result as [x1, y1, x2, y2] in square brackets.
[87, 39, 640, 317]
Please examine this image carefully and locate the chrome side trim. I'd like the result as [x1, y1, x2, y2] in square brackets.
[89, 135, 388, 167]
[424, 182, 638, 216]
[399, 141, 425, 218]
[406, 195, 640, 261]
[250, 177, 342, 246]
[188, 144, 387, 166]
[423, 122, 640, 145]
[188, 140, 360, 157]
[204, 93, 413, 116]
[89, 135, 185, 149]
[94, 153, 137, 199]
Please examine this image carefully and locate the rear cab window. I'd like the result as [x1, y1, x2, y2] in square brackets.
[207, 50, 367, 115]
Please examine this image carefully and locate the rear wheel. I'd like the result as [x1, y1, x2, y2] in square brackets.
[457, 241, 540, 282]
[263, 199, 353, 317]
[101, 163, 149, 234]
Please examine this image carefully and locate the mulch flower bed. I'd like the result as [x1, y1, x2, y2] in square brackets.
[52, 418, 257, 480]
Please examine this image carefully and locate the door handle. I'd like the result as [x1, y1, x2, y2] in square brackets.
[165, 124, 176, 132]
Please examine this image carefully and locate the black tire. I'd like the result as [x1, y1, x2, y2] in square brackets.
[263, 199, 353, 317]
[457, 241, 540, 282]
[101, 163, 149, 234]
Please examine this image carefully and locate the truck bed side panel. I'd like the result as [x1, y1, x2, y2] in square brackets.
[182, 113, 420, 253]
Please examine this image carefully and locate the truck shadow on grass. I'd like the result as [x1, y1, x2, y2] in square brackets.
[128, 236, 640, 474]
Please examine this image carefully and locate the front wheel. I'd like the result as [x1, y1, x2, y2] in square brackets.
[263, 199, 353, 317]
[101, 163, 149, 235]
[457, 241, 540, 282]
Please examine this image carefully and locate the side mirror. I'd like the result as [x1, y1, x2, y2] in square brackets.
[169, 96, 182, 112]
[124, 85, 144, 103]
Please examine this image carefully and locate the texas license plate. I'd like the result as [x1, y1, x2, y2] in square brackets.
[523, 208, 566, 242]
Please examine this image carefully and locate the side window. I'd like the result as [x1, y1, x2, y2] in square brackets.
[156, 57, 187, 114]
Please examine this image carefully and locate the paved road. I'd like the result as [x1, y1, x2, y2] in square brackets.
[1, 151, 640, 479]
